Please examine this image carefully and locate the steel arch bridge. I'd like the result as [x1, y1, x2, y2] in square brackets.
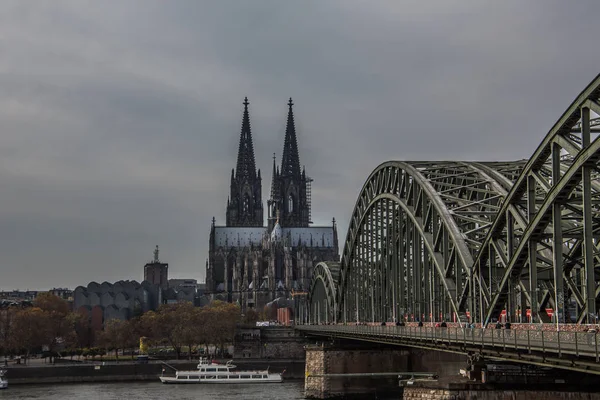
[309, 74, 600, 327]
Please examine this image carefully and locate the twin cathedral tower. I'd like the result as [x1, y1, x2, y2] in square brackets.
[206, 98, 339, 310]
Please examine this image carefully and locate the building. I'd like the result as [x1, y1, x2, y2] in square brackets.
[0, 290, 39, 301]
[73, 247, 197, 327]
[73, 280, 162, 328]
[206, 97, 339, 310]
[49, 288, 74, 301]
[143, 245, 169, 290]
[233, 325, 307, 359]
[168, 278, 198, 291]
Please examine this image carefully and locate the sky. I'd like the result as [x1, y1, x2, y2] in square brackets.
[1, 0, 599, 290]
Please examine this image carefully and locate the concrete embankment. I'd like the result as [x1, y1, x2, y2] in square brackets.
[4, 359, 304, 385]
[402, 380, 600, 400]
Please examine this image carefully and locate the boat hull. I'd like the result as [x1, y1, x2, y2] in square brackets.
[0, 382, 7, 389]
[160, 375, 282, 384]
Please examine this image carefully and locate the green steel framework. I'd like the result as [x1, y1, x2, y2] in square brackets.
[309, 74, 600, 327]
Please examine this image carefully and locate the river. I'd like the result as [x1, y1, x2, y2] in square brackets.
[0, 381, 306, 399]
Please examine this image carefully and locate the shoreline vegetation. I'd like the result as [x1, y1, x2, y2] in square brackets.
[1, 293, 265, 366]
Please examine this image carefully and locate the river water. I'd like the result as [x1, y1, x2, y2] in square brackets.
[0, 381, 306, 399]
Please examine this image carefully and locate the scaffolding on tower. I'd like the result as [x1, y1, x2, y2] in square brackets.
[306, 176, 313, 224]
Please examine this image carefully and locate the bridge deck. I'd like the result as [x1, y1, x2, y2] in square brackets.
[297, 325, 600, 375]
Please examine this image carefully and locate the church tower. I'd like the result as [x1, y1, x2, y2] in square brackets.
[226, 97, 263, 227]
[268, 98, 310, 230]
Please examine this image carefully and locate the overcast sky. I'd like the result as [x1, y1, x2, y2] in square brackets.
[1, 1, 599, 290]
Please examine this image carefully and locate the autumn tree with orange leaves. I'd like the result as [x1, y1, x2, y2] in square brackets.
[138, 300, 240, 359]
[4, 293, 78, 363]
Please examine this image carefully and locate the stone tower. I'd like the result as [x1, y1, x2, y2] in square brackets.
[268, 98, 310, 231]
[143, 245, 169, 290]
[226, 97, 264, 227]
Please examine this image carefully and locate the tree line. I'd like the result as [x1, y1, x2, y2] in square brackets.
[0, 293, 260, 363]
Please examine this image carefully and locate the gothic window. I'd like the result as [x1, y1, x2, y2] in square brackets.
[243, 194, 250, 213]
[288, 194, 294, 213]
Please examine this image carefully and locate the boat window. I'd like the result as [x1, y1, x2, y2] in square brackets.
[229, 374, 239, 379]
[190, 376, 199, 380]
[206, 368, 216, 372]
[205, 375, 215, 379]
[263, 375, 267, 378]
[217, 368, 227, 372]
[252, 375, 262, 379]
[241, 375, 250, 379]
[177, 376, 186, 380]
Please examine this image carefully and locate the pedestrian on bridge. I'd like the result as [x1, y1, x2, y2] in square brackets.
[586, 328, 597, 346]
[495, 320, 502, 339]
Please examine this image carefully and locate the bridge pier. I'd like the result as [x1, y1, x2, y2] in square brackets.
[303, 342, 470, 399]
[302, 337, 600, 399]
[304, 343, 410, 399]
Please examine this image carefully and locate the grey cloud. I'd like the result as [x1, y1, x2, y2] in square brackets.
[1, 0, 600, 289]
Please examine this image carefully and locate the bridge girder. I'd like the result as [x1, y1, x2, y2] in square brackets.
[308, 261, 340, 324]
[336, 161, 521, 325]
[308, 73, 600, 327]
[476, 74, 600, 325]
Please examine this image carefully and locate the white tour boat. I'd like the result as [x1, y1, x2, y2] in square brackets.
[159, 357, 283, 384]
[0, 369, 7, 389]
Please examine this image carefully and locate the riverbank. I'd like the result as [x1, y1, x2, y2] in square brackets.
[3, 359, 305, 385]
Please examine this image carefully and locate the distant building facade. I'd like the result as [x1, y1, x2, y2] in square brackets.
[0, 290, 39, 301]
[168, 278, 198, 290]
[74, 248, 200, 328]
[144, 245, 169, 290]
[74, 280, 162, 329]
[233, 325, 307, 359]
[49, 288, 74, 301]
[206, 98, 339, 310]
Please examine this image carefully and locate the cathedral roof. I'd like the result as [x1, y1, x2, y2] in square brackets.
[212, 226, 336, 248]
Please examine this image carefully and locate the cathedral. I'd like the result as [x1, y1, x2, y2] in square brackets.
[206, 97, 339, 310]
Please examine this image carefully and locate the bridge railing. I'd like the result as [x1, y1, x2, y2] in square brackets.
[296, 325, 600, 361]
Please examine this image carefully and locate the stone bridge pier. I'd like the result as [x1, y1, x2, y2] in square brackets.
[303, 341, 600, 399]
[304, 342, 467, 399]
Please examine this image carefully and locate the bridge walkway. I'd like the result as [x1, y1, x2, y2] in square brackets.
[296, 325, 600, 375]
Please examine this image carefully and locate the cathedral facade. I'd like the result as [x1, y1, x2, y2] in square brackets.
[206, 98, 339, 310]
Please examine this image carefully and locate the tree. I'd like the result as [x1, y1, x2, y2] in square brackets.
[74, 311, 94, 350]
[140, 302, 196, 359]
[10, 307, 48, 363]
[180, 307, 204, 360]
[32, 293, 77, 362]
[135, 300, 243, 360]
[242, 308, 260, 325]
[99, 319, 124, 360]
[205, 301, 240, 356]
[0, 307, 17, 362]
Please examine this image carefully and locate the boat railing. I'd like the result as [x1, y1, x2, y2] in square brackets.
[197, 357, 211, 366]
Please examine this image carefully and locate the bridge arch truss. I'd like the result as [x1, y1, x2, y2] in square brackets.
[310, 74, 600, 326]
[336, 160, 525, 325]
[308, 261, 340, 324]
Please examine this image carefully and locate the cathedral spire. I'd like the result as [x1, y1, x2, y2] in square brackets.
[226, 97, 263, 227]
[270, 153, 278, 198]
[281, 98, 301, 177]
[235, 97, 257, 181]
